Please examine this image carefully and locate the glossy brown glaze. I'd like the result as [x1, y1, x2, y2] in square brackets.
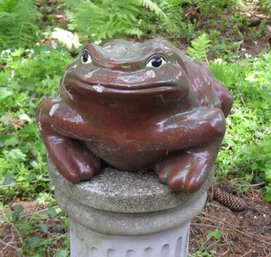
[37, 39, 232, 192]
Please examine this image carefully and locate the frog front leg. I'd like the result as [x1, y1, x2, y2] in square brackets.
[153, 107, 225, 192]
[37, 98, 101, 183]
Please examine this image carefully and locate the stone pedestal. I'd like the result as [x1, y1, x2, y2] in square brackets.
[48, 159, 211, 257]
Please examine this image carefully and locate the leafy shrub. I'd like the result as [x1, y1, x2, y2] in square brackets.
[210, 52, 271, 199]
[0, 0, 42, 51]
[0, 47, 72, 202]
[237, 134, 271, 200]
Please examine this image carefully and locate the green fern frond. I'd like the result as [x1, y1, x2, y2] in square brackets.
[187, 33, 210, 61]
[67, 1, 105, 33]
[61, 0, 171, 43]
[125, 28, 144, 37]
[0, 0, 42, 50]
[63, 0, 145, 42]
[261, 0, 271, 11]
[140, 0, 168, 19]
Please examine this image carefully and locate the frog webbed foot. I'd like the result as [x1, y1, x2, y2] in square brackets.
[154, 146, 217, 192]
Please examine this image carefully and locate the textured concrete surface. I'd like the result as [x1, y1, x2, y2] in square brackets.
[48, 158, 211, 235]
[48, 158, 212, 213]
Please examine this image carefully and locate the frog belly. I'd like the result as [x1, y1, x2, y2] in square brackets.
[85, 141, 168, 171]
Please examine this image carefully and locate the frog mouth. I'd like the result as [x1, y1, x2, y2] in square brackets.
[90, 83, 176, 92]
[67, 78, 177, 93]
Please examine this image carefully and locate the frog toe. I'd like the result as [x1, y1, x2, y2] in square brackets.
[79, 161, 101, 181]
[154, 152, 192, 190]
[168, 170, 188, 191]
[184, 162, 211, 192]
[154, 158, 180, 185]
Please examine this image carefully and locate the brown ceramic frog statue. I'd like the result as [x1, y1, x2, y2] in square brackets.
[37, 39, 232, 192]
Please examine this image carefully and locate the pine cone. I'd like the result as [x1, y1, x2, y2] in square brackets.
[211, 186, 247, 211]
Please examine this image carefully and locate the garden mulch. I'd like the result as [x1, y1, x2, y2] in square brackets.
[190, 187, 271, 257]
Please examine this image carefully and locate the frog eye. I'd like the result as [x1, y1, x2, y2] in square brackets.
[81, 51, 92, 64]
[146, 56, 166, 68]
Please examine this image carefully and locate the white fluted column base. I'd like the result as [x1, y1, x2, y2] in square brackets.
[70, 219, 190, 257]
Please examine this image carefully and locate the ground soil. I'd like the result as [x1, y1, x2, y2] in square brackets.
[1, 187, 270, 257]
[190, 187, 271, 257]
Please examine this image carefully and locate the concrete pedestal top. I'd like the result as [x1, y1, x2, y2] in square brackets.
[48, 158, 211, 236]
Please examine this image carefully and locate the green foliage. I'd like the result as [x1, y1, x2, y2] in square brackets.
[59, 0, 264, 58]
[66, 0, 143, 40]
[187, 33, 210, 61]
[207, 228, 223, 240]
[189, 228, 223, 256]
[2, 204, 69, 256]
[210, 52, 271, 200]
[189, 251, 213, 257]
[237, 134, 271, 199]
[61, 0, 168, 42]
[0, 47, 72, 202]
[140, 0, 167, 19]
[0, 0, 42, 51]
[260, 0, 271, 12]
